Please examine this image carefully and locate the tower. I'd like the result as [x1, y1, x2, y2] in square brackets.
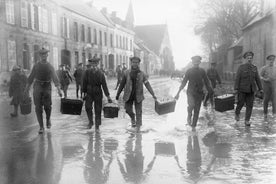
[125, 0, 134, 29]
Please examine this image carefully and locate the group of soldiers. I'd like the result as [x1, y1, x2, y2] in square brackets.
[175, 51, 276, 130]
[8, 46, 276, 134]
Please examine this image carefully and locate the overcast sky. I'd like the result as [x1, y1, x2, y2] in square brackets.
[91, 0, 204, 69]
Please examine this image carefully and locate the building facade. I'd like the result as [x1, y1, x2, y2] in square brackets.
[0, 0, 134, 79]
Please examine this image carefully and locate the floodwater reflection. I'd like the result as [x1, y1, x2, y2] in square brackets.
[117, 133, 156, 183]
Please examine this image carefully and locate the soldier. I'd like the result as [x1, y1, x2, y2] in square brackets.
[260, 54, 276, 121]
[82, 58, 112, 130]
[175, 56, 213, 129]
[57, 64, 72, 98]
[25, 48, 62, 134]
[203, 61, 222, 109]
[9, 65, 27, 117]
[234, 51, 263, 126]
[73, 63, 84, 98]
[116, 56, 157, 132]
[122, 62, 127, 73]
[115, 64, 123, 90]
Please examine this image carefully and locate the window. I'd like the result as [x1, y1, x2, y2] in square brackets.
[33, 4, 39, 30]
[61, 17, 69, 38]
[38, 6, 42, 31]
[94, 29, 97, 44]
[104, 32, 107, 46]
[52, 13, 57, 35]
[123, 37, 126, 49]
[75, 51, 79, 64]
[21, 1, 28, 27]
[7, 40, 16, 71]
[99, 30, 102, 45]
[73, 22, 78, 41]
[105, 55, 108, 68]
[42, 8, 48, 33]
[110, 34, 113, 47]
[6, 0, 15, 24]
[116, 35, 118, 48]
[53, 47, 59, 69]
[88, 27, 91, 43]
[82, 52, 86, 64]
[120, 36, 122, 48]
[130, 39, 133, 51]
[126, 38, 128, 50]
[81, 24, 85, 42]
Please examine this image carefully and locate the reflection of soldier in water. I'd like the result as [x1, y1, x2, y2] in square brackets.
[83, 132, 113, 184]
[35, 133, 58, 184]
[186, 134, 202, 180]
[117, 134, 156, 183]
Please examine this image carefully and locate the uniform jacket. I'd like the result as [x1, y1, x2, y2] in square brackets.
[206, 68, 221, 88]
[118, 69, 148, 103]
[73, 68, 83, 84]
[82, 68, 110, 98]
[234, 63, 262, 93]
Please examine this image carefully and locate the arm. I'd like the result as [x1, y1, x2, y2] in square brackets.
[116, 73, 127, 99]
[259, 67, 269, 81]
[143, 74, 156, 99]
[144, 156, 156, 174]
[9, 76, 14, 97]
[175, 73, 188, 99]
[51, 65, 60, 87]
[234, 66, 241, 91]
[202, 70, 213, 93]
[255, 68, 263, 91]
[101, 73, 110, 98]
[25, 65, 36, 92]
[82, 70, 88, 94]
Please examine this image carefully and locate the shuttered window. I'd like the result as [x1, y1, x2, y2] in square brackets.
[21, 1, 28, 27]
[7, 40, 16, 71]
[52, 12, 57, 35]
[5, 0, 15, 24]
[42, 8, 48, 33]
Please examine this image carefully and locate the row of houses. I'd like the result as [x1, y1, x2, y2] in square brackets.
[0, 0, 174, 80]
[211, 0, 276, 80]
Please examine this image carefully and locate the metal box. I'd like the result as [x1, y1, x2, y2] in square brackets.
[214, 94, 235, 112]
[103, 103, 119, 118]
[155, 99, 176, 115]
[60, 98, 83, 115]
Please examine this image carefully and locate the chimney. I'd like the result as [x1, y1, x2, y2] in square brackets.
[101, 7, 107, 15]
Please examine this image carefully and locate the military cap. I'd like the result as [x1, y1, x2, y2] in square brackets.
[12, 65, 21, 71]
[266, 54, 276, 60]
[130, 56, 141, 62]
[88, 58, 100, 63]
[191, 55, 202, 62]
[38, 48, 49, 54]
[243, 51, 254, 59]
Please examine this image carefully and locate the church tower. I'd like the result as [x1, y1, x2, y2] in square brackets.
[125, 0, 134, 29]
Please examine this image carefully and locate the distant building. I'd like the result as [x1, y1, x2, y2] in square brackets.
[135, 24, 174, 72]
[0, 0, 134, 77]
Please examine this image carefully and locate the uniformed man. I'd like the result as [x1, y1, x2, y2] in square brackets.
[82, 58, 112, 130]
[115, 64, 123, 90]
[203, 61, 222, 109]
[175, 55, 213, 129]
[260, 54, 276, 121]
[116, 56, 157, 132]
[25, 48, 62, 134]
[73, 63, 84, 98]
[234, 51, 263, 126]
[57, 64, 72, 98]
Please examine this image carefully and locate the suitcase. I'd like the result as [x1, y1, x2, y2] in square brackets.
[20, 96, 32, 115]
[214, 94, 235, 112]
[60, 98, 83, 115]
[155, 99, 176, 115]
[155, 142, 176, 156]
[103, 103, 119, 118]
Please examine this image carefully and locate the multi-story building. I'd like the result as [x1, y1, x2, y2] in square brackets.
[0, 0, 134, 80]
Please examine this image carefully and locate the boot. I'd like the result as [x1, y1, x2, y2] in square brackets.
[46, 119, 51, 129]
[45, 107, 52, 129]
[35, 107, 44, 133]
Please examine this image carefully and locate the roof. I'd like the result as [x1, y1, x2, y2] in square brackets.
[242, 11, 273, 31]
[229, 36, 243, 49]
[60, 0, 113, 27]
[135, 24, 167, 54]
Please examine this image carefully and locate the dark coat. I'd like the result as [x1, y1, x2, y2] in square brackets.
[73, 68, 83, 84]
[9, 72, 27, 105]
[234, 63, 262, 93]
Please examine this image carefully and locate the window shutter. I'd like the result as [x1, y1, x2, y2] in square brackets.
[38, 6, 42, 31]
[66, 18, 70, 38]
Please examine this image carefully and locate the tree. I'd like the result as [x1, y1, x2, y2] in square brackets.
[194, 0, 260, 54]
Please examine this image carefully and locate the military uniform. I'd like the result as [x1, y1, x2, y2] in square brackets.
[234, 62, 262, 122]
[203, 66, 221, 107]
[116, 57, 156, 129]
[73, 64, 84, 98]
[180, 67, 212, 127]
[27, 55, 60, 132]
[82, 59, 111, 129]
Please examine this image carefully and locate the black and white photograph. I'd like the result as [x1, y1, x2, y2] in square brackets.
[0, 0, 276, 183]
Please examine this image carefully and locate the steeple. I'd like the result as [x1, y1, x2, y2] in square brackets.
[125, 0, 134, 29]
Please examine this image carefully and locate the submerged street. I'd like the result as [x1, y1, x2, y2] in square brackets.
[1, 77, 276, 184]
